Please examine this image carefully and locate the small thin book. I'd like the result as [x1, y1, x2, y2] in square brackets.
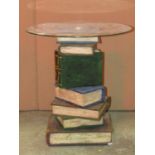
[56, 115, 104, 129]
[46, 112, 112, 145]
[52, 97, 111, 119]
[56, 37, 99, 44]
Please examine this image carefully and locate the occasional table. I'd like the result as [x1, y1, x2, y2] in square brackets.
[27, 22, 133, 145]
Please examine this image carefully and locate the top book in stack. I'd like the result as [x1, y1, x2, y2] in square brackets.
[57, 37, 99, 44]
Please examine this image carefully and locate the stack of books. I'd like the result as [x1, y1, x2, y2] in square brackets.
[46, 37, 112, 146]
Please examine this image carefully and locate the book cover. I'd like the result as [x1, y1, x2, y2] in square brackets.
[55, 86, 105, 107]
[52, 97, 111, 119]
[55, 50, 103, 88]
[46, 113, 112, 145]
[56, 115, 104, 129]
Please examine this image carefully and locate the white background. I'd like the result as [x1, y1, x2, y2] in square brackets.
[0, 0, 155, 154]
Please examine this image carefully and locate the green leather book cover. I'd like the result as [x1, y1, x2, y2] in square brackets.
[55, 50, 103, 88]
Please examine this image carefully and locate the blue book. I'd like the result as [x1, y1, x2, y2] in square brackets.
[55, 86, 106, 107]
[71, 85, 103, 93]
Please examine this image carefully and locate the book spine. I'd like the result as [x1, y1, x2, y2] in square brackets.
[46, 130, 51, 146]
[99, 98, 111, 119]
[55, 51, 62, 87]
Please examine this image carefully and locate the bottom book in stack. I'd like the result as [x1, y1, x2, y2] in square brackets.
[46, 97, 112, 145]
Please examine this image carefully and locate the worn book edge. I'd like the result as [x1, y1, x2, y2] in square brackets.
[52, 97, 111, 119]
[55, 87, 105, 107]
[46, 113, 112, 146]
[56, 115, 104, 129]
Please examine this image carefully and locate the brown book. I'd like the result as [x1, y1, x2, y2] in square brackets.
[46, 113, 112, 146]
[52, 97, 111, 119]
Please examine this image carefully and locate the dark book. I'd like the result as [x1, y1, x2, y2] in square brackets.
[55, 50, 103, 88]
[55, 85, 105, 107]
[46, 113, 112, 145]
[52, 97, 111, 119]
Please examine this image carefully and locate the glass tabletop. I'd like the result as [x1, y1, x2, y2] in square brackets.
[27, 23, 133, 37]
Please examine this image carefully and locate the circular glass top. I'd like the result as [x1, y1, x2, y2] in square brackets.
[27, 23, 133, 37]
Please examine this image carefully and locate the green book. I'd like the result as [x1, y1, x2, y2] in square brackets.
[55, 49, 103, 88]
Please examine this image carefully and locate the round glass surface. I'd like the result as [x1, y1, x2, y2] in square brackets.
[27, 23, 133, 37]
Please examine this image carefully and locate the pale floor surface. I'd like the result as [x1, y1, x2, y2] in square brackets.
[20, 111, 134, 155]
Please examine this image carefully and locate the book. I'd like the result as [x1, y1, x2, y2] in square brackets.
[56, 115, 104, 129]
[55, 50, 103, 88]
[46, 113, 112, 145]
[52, 97, 111, 119]
[55, 86, 105, 107]
[59, 46, 94, 55]
[56, 37, 99, 44]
